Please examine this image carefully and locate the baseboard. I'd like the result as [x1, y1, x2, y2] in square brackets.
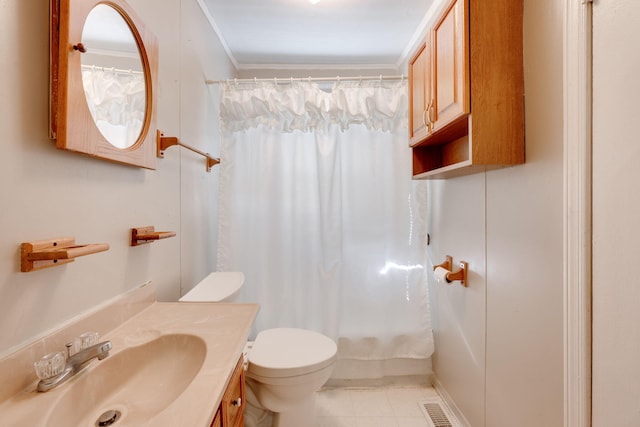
[432, 376, 472, 427]
[325, 374, 432, 389]
[330, 357, 433, 380]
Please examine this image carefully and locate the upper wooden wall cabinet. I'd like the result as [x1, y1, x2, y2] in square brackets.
[409, 0, 524, 179]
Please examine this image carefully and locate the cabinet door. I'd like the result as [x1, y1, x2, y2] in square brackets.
[210, 408, 222, 427]
[221, 357, 245, 427]
[430, 0, 469, 133]
[408, 41, 431, 146]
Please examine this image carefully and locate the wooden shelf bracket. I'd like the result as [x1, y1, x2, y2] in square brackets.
[131, 226, 176, 246]
[446, 261, 468, 287]
[433, 255, 453, 272]
[21, 237, 109, 272]
[156, 130, 220, 172]
[433, 255, 468, 287]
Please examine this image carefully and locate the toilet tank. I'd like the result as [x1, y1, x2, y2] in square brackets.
[179, 272, 244, 302]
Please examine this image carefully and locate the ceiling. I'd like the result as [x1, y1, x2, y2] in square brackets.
[200, 0, 435, 70]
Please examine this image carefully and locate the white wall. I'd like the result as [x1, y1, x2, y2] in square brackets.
[426, 0, 565, 425]
[427, 175, 487, 425]
[0, 0, 234, 356]
[592, 0, 640, 424]
[178, 0, 235, 295]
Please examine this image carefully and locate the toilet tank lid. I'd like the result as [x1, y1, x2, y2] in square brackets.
[248, 328, 337, 378]
[179, 272, 244, 302]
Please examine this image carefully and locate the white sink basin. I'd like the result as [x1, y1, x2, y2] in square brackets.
[48, 334, 206, 427]
[0, 302, 259, 427]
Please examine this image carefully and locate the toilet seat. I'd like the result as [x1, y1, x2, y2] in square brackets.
[247, 328, 337, 378]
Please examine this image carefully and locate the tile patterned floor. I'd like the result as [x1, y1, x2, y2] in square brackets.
[315, 383, 438, 427]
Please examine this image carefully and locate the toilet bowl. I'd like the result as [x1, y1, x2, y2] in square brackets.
[246, 327, 337, 427]
[180, 273, 337, 427]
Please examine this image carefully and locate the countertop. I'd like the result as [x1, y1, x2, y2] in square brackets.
[0, 301, 259, 427]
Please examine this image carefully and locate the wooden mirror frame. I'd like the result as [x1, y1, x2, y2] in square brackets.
[50, 0, 158, 169]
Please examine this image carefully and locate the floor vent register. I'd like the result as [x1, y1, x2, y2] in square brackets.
[418, 397, 460, 427]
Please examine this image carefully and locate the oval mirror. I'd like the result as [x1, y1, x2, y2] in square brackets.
[80, 4, 145, 149]
[50, 0, 158, 169]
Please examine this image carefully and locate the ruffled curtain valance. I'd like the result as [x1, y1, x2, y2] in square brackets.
[81, 69, 145, 148]
[220, 80, 408, 134]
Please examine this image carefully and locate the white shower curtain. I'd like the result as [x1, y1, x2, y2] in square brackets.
[81, 68, 145, 148]
[217, 80, 433, 362]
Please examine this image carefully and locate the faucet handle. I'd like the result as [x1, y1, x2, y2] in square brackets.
[77, 332, 99, 349]
[67, 332, 100, 356]
[34, 351, 66, 380]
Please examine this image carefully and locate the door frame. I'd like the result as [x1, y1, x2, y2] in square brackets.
[563, 0, 592, 426]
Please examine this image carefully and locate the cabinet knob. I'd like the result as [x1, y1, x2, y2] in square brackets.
[427, 100, 435, 128]
[425, 100, 434, 132]
[232, 397, 242, 406]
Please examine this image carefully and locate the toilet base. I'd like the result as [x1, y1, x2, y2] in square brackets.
[244, 381, 317, 427]
[244, 381, 272, 427]
[272, 395, 316, 427]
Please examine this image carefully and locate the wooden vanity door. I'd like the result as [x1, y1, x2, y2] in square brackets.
[221, 357, 245, 427]
[210, 408, 222, 427]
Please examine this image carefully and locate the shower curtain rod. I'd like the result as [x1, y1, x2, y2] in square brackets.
[81, 64, 143, 75]
[205, 74, 406, 85]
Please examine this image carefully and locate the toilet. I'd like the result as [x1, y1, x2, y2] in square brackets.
[179, 272, 337, 427]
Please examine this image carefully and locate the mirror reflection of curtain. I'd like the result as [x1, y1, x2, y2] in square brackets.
[218, 81, 433, 362]
[81, 68, 145, 148]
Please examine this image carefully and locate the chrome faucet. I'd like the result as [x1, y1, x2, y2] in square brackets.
[36, 340, 112, 392]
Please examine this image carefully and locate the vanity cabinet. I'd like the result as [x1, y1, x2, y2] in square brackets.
[211, 356, 245, 427]
[409, 0, 524, 179]
[211, 409, 222, 427]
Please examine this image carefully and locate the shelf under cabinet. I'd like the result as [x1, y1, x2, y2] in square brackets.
[411, 112, 524, 179]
